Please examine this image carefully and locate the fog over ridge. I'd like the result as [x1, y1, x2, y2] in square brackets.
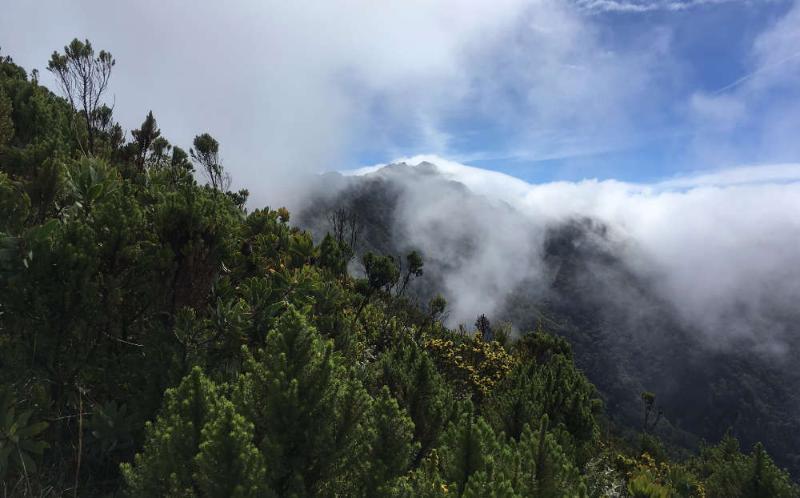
[340, 155, 800, 353]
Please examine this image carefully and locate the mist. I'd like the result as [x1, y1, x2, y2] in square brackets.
[335, 156, 800, 355]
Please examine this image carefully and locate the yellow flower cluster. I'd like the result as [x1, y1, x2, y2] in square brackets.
[425, 335, 516, 398]
[616, 452, 706, 498]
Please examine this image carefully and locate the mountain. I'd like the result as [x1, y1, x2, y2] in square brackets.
[297, 160, 800, 475]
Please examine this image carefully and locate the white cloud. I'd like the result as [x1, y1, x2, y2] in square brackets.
[0, 0, 674, 204]
[686, 0, 800, 166]
[350, 156, 800, 350]
[657, 162, 800, 187]
[574, 0, 749, 13]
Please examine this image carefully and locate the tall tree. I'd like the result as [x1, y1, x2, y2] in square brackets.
[234, 306, 372, 495]
[399, 250, 424, 296]
[47, 38, 114, 154]
[131, 111, 161, 170]
[191, 133, 230, 191]
[193, 400, 272, 498]
[0, 88, 12, 149]
[121, 368, 221, 496]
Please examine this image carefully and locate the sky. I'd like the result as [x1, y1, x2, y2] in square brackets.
[3, 1, 800, 352]
[2, 0, 800, 199]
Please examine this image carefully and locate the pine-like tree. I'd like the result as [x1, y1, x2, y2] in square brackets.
[515, 415, 586, 498]
[193, 400, 272, 498]
[375, 339, 454, 462]
[131, 110, 160, 170]
[234, 305, 373, 496]
[437, 405, 503, 496]
[121, 367, 221, 496]
[366, 387, 420, 495]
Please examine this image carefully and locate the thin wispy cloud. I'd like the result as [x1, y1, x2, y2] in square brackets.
[575, 0, 746, 13]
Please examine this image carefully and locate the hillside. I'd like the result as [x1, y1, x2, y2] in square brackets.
[1, 42, 798, 497]
[297, 161, 800, 477]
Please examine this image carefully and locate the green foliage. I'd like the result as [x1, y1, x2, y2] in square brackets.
[47, 38, 114, 154]
[0, 87, 13, 148]
[0, 41, 795, 497]
[318, 232, 348, 276]
[627, 472, 670, 498]
[690, 434, 799, 498]
[121, 367, 221, 495]
[438, 406, 506, 495]
[366, 387, 420, 495]
[234, 305, 373, 496]
[87, 400, 134, 468]
[130, 110, 160, 170]
[485, 346, 599, 453]
[0, 387, 49, 480]
[191, 132, 229, 190]
[193, 400, 271, 498]
[374, 338, 455, 460]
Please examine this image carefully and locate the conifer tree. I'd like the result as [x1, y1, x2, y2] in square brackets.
[375, 339, 454, 462]
[234, 305, 372, 496]
[484, 362, 542, 441]
[461, 471, 517, 498]
[193, 400, 272, 498]
[437, 406, 503, 496]
[366, 387, 420, 495]
[318, 232, 348, 276]
[131, 110, 160, 170]
[515, 415, 586, 498]
[121, 367, 221, 496]
[0, 88, 12, 149]
[393, 450, 450, 498]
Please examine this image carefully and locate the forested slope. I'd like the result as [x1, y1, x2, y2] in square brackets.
[0, 41, 797, 497]
[297, 160, 800, 479]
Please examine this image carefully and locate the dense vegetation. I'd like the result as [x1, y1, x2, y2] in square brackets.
[0, 40, 797, 497]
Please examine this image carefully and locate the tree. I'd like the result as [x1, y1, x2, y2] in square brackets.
[191, 133, 230, 191]
[47, 38, 114, 154]
[691, 434, 800, 498]
[193, 400, 272, 498]
[327, 207, 361, 260]
[171, 146, 190, 169]
[437, 407, 504, 496]
[515, 416, 586, 497]
[475, 314, 492, 342]
[0, 88, 12, 149]
[131, 111, 161, 170]
[399, 250, 424, 296]
[121, 367, 221, 496]
[366, 387, 420, 495]
[484, 335, 599, 458]
[641, 391, 662, 434]
[318, 233, 348, 276]
[375, 340, 454, 465]
[234, 306, 373, 495]
[354, 252, 399, 322]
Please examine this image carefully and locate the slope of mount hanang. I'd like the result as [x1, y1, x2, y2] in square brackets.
[297, 159, 800, 475]
[3, 43, 800, 496]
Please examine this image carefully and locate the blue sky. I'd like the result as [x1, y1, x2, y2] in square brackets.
[352, 0, 800, 183]
[2, 0, 800, 193]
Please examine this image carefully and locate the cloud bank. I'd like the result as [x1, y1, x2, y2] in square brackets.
[351, 156, 800, 353]
[1, 0, 682, 203]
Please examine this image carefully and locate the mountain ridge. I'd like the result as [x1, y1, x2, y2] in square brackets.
[297, 160, 800, 475]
